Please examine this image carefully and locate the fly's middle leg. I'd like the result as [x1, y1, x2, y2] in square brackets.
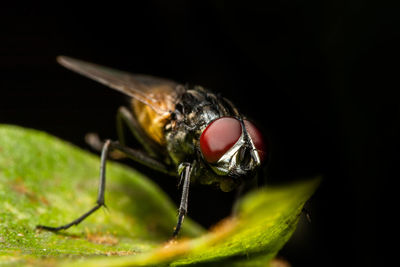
[37, 140, 171, 232]
[36, 140, 113, 232]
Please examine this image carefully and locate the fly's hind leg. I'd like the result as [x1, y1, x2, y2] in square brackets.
[116, 106, 162, 157]
[85, 106, 162, 159]
[36, 140, 172, 232]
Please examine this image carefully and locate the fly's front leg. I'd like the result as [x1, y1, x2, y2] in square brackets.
[232, 174, 259, 217]
[37, 140, 113, 232]
[172, 163, 192, 238]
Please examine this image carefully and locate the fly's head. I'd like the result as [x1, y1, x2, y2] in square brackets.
[199, 116, 266, 191]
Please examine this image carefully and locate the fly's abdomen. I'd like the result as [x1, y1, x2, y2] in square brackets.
[131, 86, 176, 145]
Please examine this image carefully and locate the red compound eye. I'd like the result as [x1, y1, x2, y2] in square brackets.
[244, 120, 266, 162]
[200, 117, 242, 163]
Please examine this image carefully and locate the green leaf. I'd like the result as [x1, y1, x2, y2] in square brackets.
[0, 125, 319, 266]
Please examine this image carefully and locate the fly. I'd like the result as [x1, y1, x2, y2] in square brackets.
[36, 56, 267, 238]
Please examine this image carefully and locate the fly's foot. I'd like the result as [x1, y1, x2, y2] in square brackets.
[36, 203, 104, 232]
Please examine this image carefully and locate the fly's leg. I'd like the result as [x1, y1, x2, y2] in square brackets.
[37, 140, 172, 232]
[111, 141, 173, 175]
[172, 163, 192, 238]
[85, 132, 104, 152]
[117, 107, 190, 236]
[85, 133, 127, 160]
[302, 207, 312, 223]
[116, 106, 161, 157]
[231, 174, 259, 216]
[37, 140, 112, 231]
[85, 106, 162, 159]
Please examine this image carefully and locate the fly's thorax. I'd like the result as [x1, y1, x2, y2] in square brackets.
[164, 107, 219, 166]
[164, 86, 234, 167]
[163, 86, 264, 192]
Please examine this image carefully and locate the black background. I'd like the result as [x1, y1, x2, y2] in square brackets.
[1, 1, 398, 266]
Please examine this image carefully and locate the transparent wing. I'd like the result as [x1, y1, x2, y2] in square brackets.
[57, 56, 181, 115]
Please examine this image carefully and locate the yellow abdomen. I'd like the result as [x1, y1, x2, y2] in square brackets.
[131, 86, 176, 145]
